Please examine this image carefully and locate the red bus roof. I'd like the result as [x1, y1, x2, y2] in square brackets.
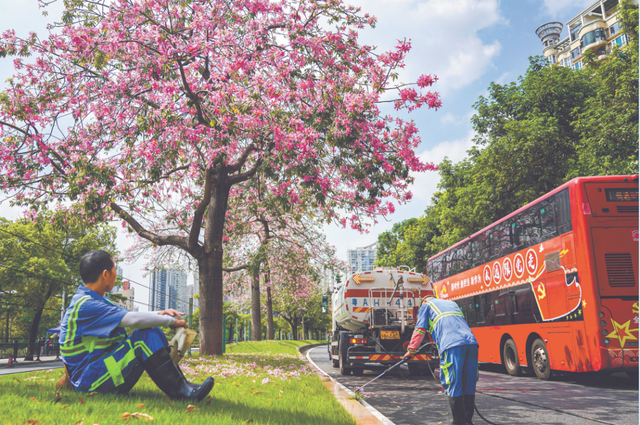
[427, 174, 639, 262]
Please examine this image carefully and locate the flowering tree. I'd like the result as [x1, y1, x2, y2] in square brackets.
[0, 0, 439, 354]
[222, 183, 342, 341]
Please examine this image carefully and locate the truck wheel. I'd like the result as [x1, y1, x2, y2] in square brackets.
[339, 353, 352, 375]
[531, 338, 552, 380]
[502, 338, 520, 376]
[332, 359, 340, 368]
[352, 367, 364, 376]
[339, 334, 352, 376]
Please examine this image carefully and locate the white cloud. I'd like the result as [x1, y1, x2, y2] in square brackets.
[348, 0, 507, 93]
[541, 0, 594, 18]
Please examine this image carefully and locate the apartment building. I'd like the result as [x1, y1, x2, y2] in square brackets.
[346, 242, 378, 277]
[535, 0, 637, 70]
[149, 269, 188, 312]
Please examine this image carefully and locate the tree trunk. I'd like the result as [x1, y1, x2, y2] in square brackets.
[25, 286, 54, 360]
[301, 316, 305, 341]
[4, 313, 9, 343]
[199, 175, 231, 355]
[290, 317, 298, 342]
[251, 266, 261, 341]
[265, 265, 274, 340]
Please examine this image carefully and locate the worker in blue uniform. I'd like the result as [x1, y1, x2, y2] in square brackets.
[60, 250, 213, 401]
[404, 295, 479, 425]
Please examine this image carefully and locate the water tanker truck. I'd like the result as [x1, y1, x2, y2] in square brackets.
[329, 267, 440, 376]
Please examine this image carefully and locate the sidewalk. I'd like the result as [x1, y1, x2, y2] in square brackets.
[0, 356, 63, 375]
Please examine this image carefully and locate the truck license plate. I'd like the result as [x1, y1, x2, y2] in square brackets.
[381, 330, 400, 340]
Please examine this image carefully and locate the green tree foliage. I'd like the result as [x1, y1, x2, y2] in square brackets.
[377, 4, 638, 272]
[573, 2, 639, 176]
[376, 217, 437, 273]
[0, 213, 117, 356]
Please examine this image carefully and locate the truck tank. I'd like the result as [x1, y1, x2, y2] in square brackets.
[332, 268, 434, 332]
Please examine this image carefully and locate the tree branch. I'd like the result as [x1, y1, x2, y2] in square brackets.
[110, 202, 190, 251]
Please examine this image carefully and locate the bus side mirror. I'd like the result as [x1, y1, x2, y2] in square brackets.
[321, 295, 328, 313]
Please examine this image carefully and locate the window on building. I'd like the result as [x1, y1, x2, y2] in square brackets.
[574, 60, 583, 70]
[570, 23, 582, 42]
[609, 21, 622, 37]
[548, 54, 557, 64]
[570, 47, 581, 60]
[613, 34, 629, 48]
[581, 28, 606, 48]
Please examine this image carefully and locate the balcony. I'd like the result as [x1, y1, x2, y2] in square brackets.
[580, 22, 607, 52]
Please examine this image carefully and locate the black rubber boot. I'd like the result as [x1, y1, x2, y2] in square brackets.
[448, 396, 466, 425]
[462, 394, 475, 425]
[163, 347, 204, 390]
[115, 362, 145, 394]
[143, 348, 214, 401]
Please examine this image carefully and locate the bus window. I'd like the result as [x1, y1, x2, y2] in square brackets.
[540, 197, 557, 240]
[492, 221, 512, 259]
[457, 242, 471, 273]
[466, 299, 477, 326]
[473, 232, 491, 267]
[518, 206, 541, 247]
[511, 220, 524, 251]
[555, 188, 572, 234]
[428, 257, 440, 282]
[476, 296, 485, 325]
[484, 293, 495, 326]
[442, 251, 451, 278]
[509, 292, 518, 315]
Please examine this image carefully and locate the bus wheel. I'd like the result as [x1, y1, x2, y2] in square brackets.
[332, 358, 340, 368]
[352, 367, 364, 376]
[531, 339, 552, 380]
[502, 339, 520, 376]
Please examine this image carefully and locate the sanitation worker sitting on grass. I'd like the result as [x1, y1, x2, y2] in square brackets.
[60, 250, 214, 401]
[403, 295, 479, 425]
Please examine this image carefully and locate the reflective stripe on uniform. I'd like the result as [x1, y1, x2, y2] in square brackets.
[425, 301, 464, 334]
[89, 340, 152, 392]
[63, 296, 91, 348]
[60, 334, 126, 357]
[441, 351, 453, 386]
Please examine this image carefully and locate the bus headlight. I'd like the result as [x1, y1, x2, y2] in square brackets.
[602, 329, 609, 336]
[604, 338, 610, 345]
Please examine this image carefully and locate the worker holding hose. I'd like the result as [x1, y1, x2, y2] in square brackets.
[403, 295, 479, 425]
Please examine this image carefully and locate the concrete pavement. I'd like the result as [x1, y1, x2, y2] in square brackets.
[0, 356, 63, 375]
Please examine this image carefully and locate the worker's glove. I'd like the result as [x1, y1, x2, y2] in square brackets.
[168, 327, 197, 365]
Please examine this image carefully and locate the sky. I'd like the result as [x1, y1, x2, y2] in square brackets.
[0, 0, 599, 310]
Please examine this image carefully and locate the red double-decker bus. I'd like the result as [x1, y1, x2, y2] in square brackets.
[426, 175, 639, 380]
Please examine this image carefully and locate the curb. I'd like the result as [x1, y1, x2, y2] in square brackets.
[298, 343, 394, 425]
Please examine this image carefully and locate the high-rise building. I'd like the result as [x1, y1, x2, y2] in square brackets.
[346, 242, 377, 277]
[149, 269, 188, 312]
[536, 0, 637, 70]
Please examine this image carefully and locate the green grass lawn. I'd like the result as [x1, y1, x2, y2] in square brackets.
[0, 340, 354, 425]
